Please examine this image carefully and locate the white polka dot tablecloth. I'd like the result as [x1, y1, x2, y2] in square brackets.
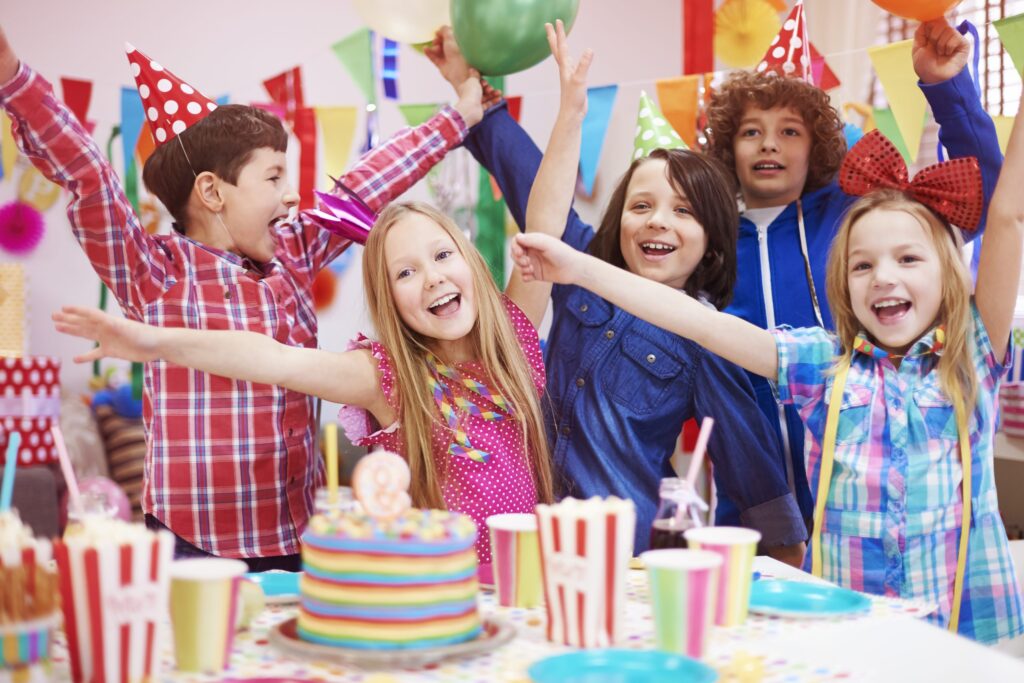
[19, 561, 954, 683]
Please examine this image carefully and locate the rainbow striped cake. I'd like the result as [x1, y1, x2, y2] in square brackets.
[298, 509, 481, 649]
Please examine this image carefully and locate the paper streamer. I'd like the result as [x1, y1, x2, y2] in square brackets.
[381, 38, 399, 100]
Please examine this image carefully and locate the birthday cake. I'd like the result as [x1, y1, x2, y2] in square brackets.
[296, 450, 481, 650]
[297, 507, 481, 649]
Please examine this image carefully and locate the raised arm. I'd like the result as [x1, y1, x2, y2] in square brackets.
[53, 306, 388, 418]
[511, 231, 780, 378]
[506, 20, 593, 326]
[914, 18, 1003, 238]
[975, 91, 1024, 358]
[0, 27, 167, 318]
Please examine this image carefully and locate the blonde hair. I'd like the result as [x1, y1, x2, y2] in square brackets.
[825, 190, 977, 410]
[362, 201, 555, 509]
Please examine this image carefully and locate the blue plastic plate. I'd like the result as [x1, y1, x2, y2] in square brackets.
[749, 579, 872, 618]
[528, 649, 718, 683]
[245, 570, 301, 603]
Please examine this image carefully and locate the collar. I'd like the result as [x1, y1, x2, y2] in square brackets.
[852, 325, 946, 361]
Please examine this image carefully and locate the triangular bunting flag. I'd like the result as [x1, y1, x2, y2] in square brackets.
[60, 77, 96, 135]
[263, 66, 305, 124]
[315, 106, 359, 190]
[332, 28, 377, 105]
[994, 14, 1024, 76]
[994, 115, 1015, 154]
[655, 75, 700, 149]
[867, 39, 927, 163]
[872, 107, 912, 164]
[580, 85, 618, 195]
[506, 96, 523, 123]
[120, 87, 145, 178]
[809, 43, 840, 90]
[397, 103, 440, 128]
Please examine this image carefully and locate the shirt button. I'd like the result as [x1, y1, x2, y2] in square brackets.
[646, 353, 656, 364]
[579, 304, 589, 313]
[576, 378, 585, 388]
[224, 290, 231, 299]
[288, 428, 294, 437]
[561, 426, 571, 436]
[605, 330, 615, 339]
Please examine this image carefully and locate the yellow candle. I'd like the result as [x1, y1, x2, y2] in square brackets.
[324, 422, 339, 505]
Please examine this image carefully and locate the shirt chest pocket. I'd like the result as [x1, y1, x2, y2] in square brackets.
[560, 289, 614, 365]
[914, 384, 958, 441]
[608, 332, 685, 415]
[827, 383, 874, 445]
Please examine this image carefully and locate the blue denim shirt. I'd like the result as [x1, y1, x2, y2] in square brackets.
[462, 106, 805, 552]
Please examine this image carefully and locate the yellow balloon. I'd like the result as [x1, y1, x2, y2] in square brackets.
[351, 0, 450, 44]
[714, 0, 782, 69]
[17, 165, 61, 212]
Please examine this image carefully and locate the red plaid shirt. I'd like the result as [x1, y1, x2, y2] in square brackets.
[1, 63, 467, 558]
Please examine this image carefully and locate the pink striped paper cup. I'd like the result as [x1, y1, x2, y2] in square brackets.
[640, 548, 722, 658]
[487, 513, 543, 608]
[684, 526, 760, 626]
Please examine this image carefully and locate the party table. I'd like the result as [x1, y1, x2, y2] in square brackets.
[15, 557, 1024, 683]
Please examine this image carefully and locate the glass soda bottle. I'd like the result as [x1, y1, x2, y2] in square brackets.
[648, 477, 701, 550]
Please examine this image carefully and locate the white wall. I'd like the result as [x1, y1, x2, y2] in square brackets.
[0, 1, 880, 400]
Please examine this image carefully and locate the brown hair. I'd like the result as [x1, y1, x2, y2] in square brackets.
[362, 202, 555, 510]
[706, 71, 846, 195]
[142, 104, 287, 233]
[587, 148, 740, 308]
[826, 190, 977, 409]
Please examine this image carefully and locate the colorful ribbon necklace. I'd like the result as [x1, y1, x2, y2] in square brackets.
[425, 353, 514, 464]
[852, 325, 945, 361]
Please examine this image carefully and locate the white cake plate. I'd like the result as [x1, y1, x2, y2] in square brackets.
[268, 615, 515, 668]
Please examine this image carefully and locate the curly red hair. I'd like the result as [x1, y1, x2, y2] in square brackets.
[706, 71, 846, 194]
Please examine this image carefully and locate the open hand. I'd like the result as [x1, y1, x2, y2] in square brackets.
[913, 18, 969, 84]
[52, 306, 161, 364]
[546, 19, 593, 118]
[511, 232, 586, 285]
[426, 26, 503, 124]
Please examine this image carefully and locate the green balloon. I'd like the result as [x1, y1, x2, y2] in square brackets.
[451, 0, 581, 77]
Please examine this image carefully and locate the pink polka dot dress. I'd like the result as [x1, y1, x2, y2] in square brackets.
[338, 297, 545, 581]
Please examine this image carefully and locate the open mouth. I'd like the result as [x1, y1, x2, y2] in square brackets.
[271, 207, 298, 229]
[428, 292, 462, 316]
[640, 241, 677, 257]
[872, 298, 911, 322]
[753, 161, 785, 172]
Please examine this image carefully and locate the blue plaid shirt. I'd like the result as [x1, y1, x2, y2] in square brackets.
[773, 303, 1024, 644]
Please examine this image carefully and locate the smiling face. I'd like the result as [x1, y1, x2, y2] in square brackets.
[217, 147, 299, 262]
[617, 158, 709, 290]
[384, 212, 478, 361]
[732, 105, 812, 209]
[846, 208, 944, 356]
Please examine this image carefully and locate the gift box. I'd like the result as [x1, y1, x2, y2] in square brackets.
[0, 264, 26, 357]
[0, 356, 61, 466]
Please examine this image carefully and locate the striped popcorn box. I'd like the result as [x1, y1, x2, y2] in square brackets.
[0, 512, 59, 671]
[54, 521, 174, 683]
[1000, 382, 1024, 438]
[639, 549, 721, 658]
[535, 497, 635, 648]
[684, 526, 760, 626]
[487, 513, 542, 608]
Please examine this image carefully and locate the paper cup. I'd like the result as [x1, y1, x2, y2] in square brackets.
[169, 558, 248, 673]
[641, 548, 722, 658]
[684, 526, 760, 626]
[487, 513, 543, 608]
[54, 523, 174, 683]
[535, 497, 635, 648]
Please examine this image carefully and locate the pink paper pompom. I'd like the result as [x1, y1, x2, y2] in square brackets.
[0, 201, 45, 255]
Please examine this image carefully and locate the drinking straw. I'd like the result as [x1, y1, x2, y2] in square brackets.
[0, 432, 22, 511]
[685, 417, 715, 488]
[52, 425, 81, 511]
[324, 422, 339, 505]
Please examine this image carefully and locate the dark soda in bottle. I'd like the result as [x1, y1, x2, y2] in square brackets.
[648, 477, 698, 550]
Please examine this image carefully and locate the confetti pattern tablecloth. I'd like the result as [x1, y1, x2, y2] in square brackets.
[3, 558, 954, 683]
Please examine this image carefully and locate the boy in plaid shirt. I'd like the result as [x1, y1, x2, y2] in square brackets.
[0, 27, 488, 569]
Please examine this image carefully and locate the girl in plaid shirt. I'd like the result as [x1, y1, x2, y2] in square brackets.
[55, 201, 555, 577]
[510, 96, 1024, 643]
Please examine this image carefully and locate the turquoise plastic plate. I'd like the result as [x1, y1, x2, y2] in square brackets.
[749, 579, 872, 618]
[528, 649, 718, 683]
[245, 571, 301, 604]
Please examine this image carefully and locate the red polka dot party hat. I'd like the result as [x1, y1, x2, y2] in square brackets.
[125, 43, 219, 147]
[756, 0, 813, 82]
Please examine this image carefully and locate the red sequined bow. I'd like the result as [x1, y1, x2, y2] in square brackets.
[839, 129, 983, 230]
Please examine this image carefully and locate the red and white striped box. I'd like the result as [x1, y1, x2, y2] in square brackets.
[54, 523, 173, 683]
[0, 356, 61, 466]
[535, 497, 635, 648]
[1001, 382, 1024, 438]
